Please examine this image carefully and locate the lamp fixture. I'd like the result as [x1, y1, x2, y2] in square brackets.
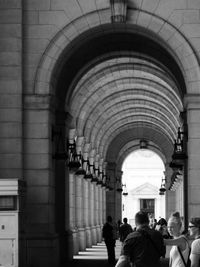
[52, 126, 68, 160]
[110, 0, 127, 23]
[116, 177, 123, 192]
[169, 127, 187, 172]
[122, 184, 128, 196]
[84, 159, 93, 180]
[140, 139, 148, 149]
[159, 176, 166, 195]
[75, 154, 86, 176]
[67, 140, 81, 172]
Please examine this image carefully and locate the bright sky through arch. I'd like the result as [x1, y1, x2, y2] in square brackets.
[122, 149, 165, 190]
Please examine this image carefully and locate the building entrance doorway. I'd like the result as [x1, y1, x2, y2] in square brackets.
[140, 199, 155, 217]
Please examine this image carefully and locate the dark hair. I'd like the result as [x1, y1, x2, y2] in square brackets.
[123, 218, 128, 223]
[107, 216, 112, 222]
[190, 217, 200, 228]
[135, 211, 149, 225]
[158, 218, 167, 226]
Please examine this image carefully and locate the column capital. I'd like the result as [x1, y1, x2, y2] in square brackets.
[184, 94, 200, 109]
[76, 136, 85, 154]
[84, 143, 91, 153]
[69, 129, 76, 140]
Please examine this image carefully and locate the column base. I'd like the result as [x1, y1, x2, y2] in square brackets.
[78, 227, 86, 251]
[91, 226, 97, 245]
[72, 228, 79, 255]
[86, 226, 92, 247]
[96, 225, 101, 243]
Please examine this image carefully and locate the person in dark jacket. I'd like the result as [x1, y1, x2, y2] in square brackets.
[115, 211, 165, 267]
[119, 217, 133, 243]
[102, 215, 116, 265]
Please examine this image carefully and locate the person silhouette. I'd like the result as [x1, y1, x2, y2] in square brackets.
[102, 215, 116, 265]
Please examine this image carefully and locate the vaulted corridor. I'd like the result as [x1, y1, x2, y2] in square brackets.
[1, 1, 200, 266]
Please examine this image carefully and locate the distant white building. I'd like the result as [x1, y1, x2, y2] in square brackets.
[122, 182, 166, 228]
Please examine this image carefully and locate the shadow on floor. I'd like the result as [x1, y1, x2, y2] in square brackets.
[64, 258, 169, 267]
[62, 241, 169, 267]
[65, 259, 116, 267]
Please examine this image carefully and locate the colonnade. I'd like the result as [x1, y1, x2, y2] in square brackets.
[69, 172, 107, 254]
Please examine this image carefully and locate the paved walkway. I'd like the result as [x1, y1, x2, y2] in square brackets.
[65, 240, 169, 267]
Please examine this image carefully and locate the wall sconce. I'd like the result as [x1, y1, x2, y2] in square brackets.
[52, 126, 68, 160]
[102, 173, 107, 187]
[75, 154, 86, 176]
[52, 126, 82, 173]
[159, 177, 166, 195]
[122, 184, 128, 196]
[97, 171, 103, 185]
[110, 0, 127, 23]
[169, 127, 187, 171]
[67, 140, 81, 172]
[116, 177, 123, 192]
[84, 159, 93, 180]
[140, 139, 148, 149]
[90, 164, 98, 183]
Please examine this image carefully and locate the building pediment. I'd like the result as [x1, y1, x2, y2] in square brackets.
[130, 182, 159, 195]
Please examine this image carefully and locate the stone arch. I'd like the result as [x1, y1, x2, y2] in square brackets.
[34, 9, 200, 98]
[116, 142, 167, 171]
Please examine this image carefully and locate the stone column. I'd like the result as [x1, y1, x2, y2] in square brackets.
[102, 186, 107, 224]
[75, 137, 86, 251]
[75, 174, 86, 250]
[91, 181, 97, 244]
[94, 158, 101, 243]
[68, 130, 79, 254]
[185, 95, 200, 218]
[89, 152, 97, 244]
[24, 95, 60, 267]
[106, 162, 116, 220]
[98, 185, 103, 242]
[165, 164, 176, 219]
[83, 179, 92, 247]
[96, 184, 101, 243]
[69, 172, 79, 254]
[116, 170, 123, 221]
[83, 144, 92, 247]
[87, 180, 93, 246]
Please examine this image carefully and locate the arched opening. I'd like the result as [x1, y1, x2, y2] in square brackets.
[121, 149, 165, 227]
[49, 23, 187, 262]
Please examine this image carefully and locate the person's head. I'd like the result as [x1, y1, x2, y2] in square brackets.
[167, 212, 182, 237]
[123, 217, 128, 224]
[188, 217, 200, 238]
[135, 211, 149, 227]
[107, 216, 112, 223]
[158, 218, 167, 226]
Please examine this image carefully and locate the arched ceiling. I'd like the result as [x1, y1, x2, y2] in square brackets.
[68, 53, 183, 165]
[53, 27, 186, 168]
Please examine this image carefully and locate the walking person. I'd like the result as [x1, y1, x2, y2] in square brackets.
[115, 211, 165, 267]
[102, 215, 116, 265]
[164, 211, 190, 267]
[188, 217, 200, 267]
[119, 217, 133, 243]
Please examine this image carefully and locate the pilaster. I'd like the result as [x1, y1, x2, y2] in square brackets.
[184, 95, 200, 217]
